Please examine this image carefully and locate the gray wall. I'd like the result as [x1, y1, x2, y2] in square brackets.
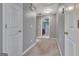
[0, 3, 2, 53]
[75, 5, 79, 56]
[56, 10, 65, 55]
[36, 16, 41, 37]
[50, 14, 56, 38]
[72, 4, 79, 56]
[23, 4, 36, 51]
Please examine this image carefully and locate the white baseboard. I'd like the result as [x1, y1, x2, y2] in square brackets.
[37, 36, 49, 39]
[22, 40, 39, 55]
[51, 38, 56, 40]
[48, 38, 62, 56]
[55, 38, 62, 56]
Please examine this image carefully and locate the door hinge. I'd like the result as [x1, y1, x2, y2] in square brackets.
[62, 8, 64, 14]
[5, 24, 7, 29]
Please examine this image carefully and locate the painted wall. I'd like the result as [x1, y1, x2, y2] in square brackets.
[56, 7, 65, 55]
[74, 4, 79, 56]
[0, 3, 2, 53]
[36, 16, 42, 37]
[50, 14, 56, 38]
[23, 4, 36, 52]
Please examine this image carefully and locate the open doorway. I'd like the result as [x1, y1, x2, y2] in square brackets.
[41, 16, 50, 38]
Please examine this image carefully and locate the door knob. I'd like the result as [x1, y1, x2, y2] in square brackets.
[5, 24, 7, 29]
[64, 32, 69, 35]
[18, 30, 22, 32]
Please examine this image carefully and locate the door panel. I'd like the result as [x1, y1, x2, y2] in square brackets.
[65, 38, 75, 56]
[3, 4, 23, 56]
[64, 4, 76, 56]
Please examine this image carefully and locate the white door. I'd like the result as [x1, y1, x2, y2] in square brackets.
[3, 4, 23, 56]
[64, 4, 76, 56]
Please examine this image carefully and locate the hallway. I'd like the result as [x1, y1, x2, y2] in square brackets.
[23, 38, 60, 56]
[0, 3, 64, 56]
[0, 3, 78, 56]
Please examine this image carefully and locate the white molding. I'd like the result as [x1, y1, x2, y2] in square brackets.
[2, 4, 8, 53]
[55, 38, 62, 56]
[49, 38, 62, 56]
[51, 38, 56, 40]
[22, 40, 39, 55]
[40, 16, 50, 37]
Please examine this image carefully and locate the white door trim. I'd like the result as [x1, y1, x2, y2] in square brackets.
[40, 15, 50, 38]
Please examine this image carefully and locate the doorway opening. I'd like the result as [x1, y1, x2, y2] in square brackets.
[41, 16, 50, 38]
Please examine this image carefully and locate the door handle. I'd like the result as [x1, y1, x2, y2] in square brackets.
[18, 30, 22, 32]
[5, 24, 7, 29]
[64, 32, 69, 35]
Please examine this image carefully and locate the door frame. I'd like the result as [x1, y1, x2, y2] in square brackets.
[40, 15, 50, 38]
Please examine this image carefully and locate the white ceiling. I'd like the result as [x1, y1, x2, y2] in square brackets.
[33, 3, 59, 15]
[23, 3, 59, 15]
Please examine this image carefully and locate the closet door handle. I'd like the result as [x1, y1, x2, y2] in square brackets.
[5, 24, 7, 29]
[18, 30, 22, 32]
[64, 32, 69, 35]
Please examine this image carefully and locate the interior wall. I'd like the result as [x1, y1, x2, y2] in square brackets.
[56, 8, 65, 55]
[23, 4, 36, 52]
[36, 16, 41, 37]
[50, 14, 56, 38]
[74, 4, 79, 56]
[0, 3, 2, 53]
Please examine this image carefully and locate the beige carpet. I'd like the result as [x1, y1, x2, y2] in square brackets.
[23, 38, 60, 56]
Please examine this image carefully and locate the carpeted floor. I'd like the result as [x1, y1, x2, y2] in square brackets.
[23, 38, 60, 56]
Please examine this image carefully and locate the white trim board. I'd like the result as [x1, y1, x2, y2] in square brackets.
[22, 40, 39, 56]
[55, 38, 62, 56]
[49, 38, 62, 56]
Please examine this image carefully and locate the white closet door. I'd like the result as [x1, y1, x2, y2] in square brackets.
[65, 4, 76, 56]
[3, 4, 23, 56]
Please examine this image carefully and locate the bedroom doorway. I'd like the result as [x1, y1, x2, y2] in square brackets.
[41, 16, 50, 38]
